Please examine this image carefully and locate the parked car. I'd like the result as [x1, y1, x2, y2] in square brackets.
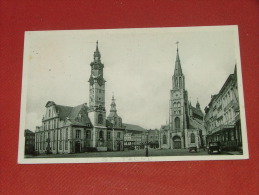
[189, 143, 197, 152]
[207, 141, 222, 154]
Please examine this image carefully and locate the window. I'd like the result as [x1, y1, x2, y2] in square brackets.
[60, 129, 62, 140]
[65, 141, 68, 150]
[117, 132, 121, 138]
[99, 130, 103, 139]
[76, 130, 81, 139]
[66, 128, 68, 140]
[59, 141, 62, 150]
[107, 132, 111, 139]
[177, 102, 181, 107]
[85, 130, 91, 139]
[163, 135, 167, 144]
[98, 114, 103, 124]
[49, 109, 51, 117]
[53, 141, 55, 150]
[191, 133, 195, 143]
[175, 117, 180, 129]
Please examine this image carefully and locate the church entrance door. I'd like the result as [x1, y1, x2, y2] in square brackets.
[173, 136, 181, 149]
[75, 141, 81, 153]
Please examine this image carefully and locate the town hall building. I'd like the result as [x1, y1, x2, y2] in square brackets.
[34, 41, 126, 154]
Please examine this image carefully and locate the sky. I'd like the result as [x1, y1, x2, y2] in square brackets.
[22, 26, 241, 131]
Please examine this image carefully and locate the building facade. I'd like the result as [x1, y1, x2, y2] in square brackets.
[24, 129, 35, 155]
[160, 45, 206, 150]
[34, 41, 126, 154]
[204, 66, 242, 151]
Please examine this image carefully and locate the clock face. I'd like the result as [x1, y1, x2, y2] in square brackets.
[174, 92, 180, 97]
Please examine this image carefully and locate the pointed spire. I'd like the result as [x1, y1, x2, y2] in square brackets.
[110, 93, 117, 113]
[196, 98, 200, 110]
[94, 40, 101, 61]
[174, 41, 183, 76]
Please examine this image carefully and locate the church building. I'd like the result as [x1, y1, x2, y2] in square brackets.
[160, 43, 206, 150]
[34, 41, 126, 154]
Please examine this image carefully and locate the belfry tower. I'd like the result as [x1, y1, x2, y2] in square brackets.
[169, 42, 188, 149]
[88, 41, 107, 150]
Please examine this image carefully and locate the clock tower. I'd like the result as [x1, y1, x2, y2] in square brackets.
[169, 42, 188, 149]
[88, 41, 107, 150]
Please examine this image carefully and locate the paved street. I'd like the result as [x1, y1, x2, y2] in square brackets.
[26, 148, 234, 158]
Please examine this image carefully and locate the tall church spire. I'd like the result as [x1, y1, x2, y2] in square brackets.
[172, 41, 185, 90]
[174, 41, 183, 76]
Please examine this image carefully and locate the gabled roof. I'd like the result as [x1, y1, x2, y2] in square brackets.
[50, 102, 92, 127]
[68, 104, 92, 126]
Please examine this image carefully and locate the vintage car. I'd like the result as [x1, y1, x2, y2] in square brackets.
[207, 141, 222, 154]
[188, 143, 197, 152]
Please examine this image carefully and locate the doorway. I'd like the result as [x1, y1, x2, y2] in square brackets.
[75, 141, 81, 153]
[173, 136, 181, 149]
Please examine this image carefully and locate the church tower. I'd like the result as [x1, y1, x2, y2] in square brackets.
[169, 42, 188, 149]
[107, 94, 123, 128]
[88, 41, 107, 150]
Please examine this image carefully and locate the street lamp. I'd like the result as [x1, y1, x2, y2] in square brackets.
[145, 129, 149, 157]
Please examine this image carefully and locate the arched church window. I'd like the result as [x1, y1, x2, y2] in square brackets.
[175, 78, 178, 87]
[163, 134, 167, 144]
[177, 102, 181, 107]
[175, 117, 180, 129]
[179, 77, 182, 87]
[191, 133, 195, 143]
[98, 114, 103, 124]
[173, 102, 177, 108]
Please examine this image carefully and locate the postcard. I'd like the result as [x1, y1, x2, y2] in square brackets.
[18, 25, 248, 164]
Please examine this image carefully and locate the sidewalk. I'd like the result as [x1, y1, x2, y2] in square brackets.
[226, 151, 243, 155]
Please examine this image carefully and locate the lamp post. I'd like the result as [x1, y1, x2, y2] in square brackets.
[145, 129, 149, 157]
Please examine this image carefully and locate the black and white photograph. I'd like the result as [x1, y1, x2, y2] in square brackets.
[18, 26, 248, 164]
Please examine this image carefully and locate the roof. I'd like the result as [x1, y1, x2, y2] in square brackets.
[123, 123, 146, 132]
[190, 106, 204, 117]
[68, 104, 92, 126]
[189, 118, 205, 131]
[25, 129, 35, 134]
[55, 105, 73, 120]
[50, 102, 92, 127]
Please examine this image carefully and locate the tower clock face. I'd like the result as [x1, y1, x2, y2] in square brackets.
[174, 91, 180, 97]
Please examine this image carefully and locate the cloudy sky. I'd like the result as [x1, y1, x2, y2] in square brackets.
[22, 26, 241, 131]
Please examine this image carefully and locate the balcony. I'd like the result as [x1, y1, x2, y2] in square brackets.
[209, 124, 235, 135]
[224, 100, 234, 112]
